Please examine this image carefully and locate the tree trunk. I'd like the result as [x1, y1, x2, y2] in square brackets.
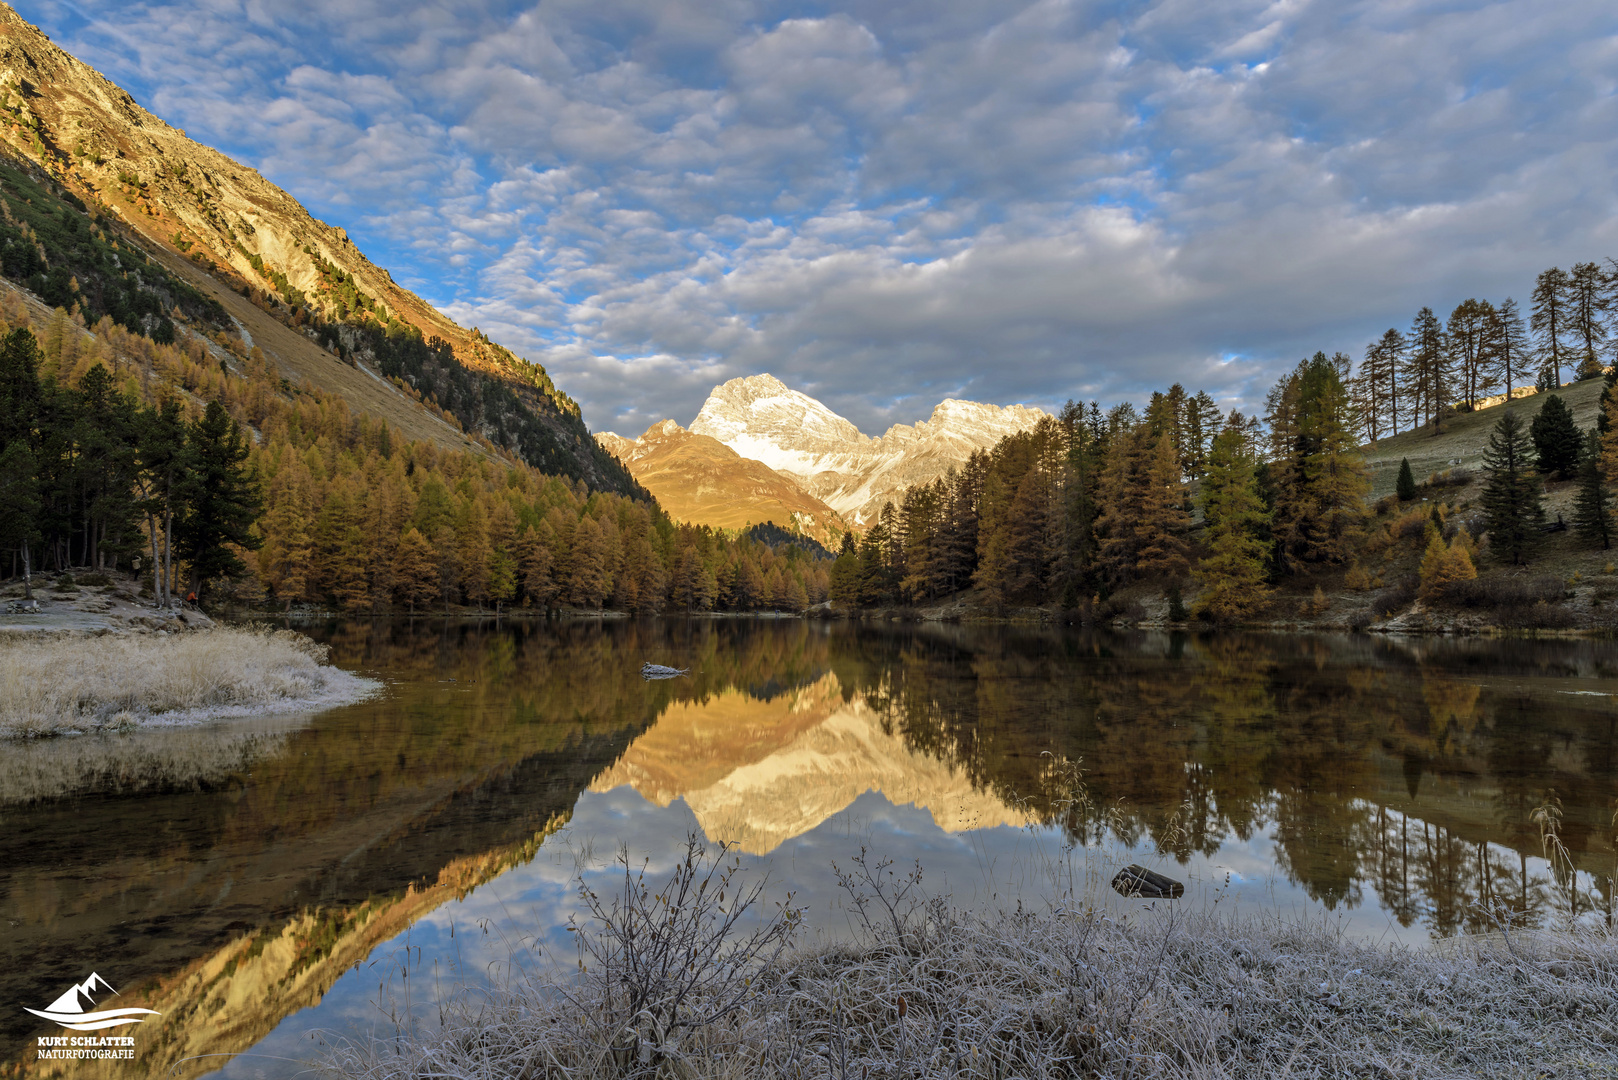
[21, 540, 32, 600]
[147, 512, 161, 604]
[163, 505, 174, 606]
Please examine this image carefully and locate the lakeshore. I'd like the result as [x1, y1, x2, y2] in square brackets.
[329, 864, 1618, 1080]
[4, 618, 1616, 1079]
[0, 618, 379, 737]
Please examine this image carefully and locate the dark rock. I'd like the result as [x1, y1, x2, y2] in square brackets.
[1111, 864, 1184, 899]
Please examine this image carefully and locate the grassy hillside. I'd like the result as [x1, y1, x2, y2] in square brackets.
[0, 5, 641, 496]
[1362, 375, 1608, 504]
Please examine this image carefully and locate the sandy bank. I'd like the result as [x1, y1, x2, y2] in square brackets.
[0, 626, 380, 737]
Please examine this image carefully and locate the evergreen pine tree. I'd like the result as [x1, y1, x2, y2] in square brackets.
[488, 547, 517, 613]
[1568, 261, 1609, 380]
[1396, 458, 1416, 502]
[391, 526, 438, 613]
[1062, 405, 1103, 594]
[72, 364, 143, 570]
[899, 480, 942, 603]
[1573, 430, 1612, 550]
[433, 524, 462, 612]
[177, 400, 262, 600]
[1134, 429, 1190, 578]
[1404, 306, 1450, 430]
[1185, 391, 1222, 477]
[1486, 297, 1531, 402]
[1095, 424, 1151, 581]
[1446, 299, 1496, 410]
[0, 441, 39, 596]
[828, 546, 860, 608]
[137, 397, 187, 605]
[520, 520, 558, 609]
[1193, 427, 1272, 623]
[0, 328, 41, 596]
[1531, 267, 1572, 387]
[1001, 467, 1054, 599]
[1270, 353, 1370, 570]
[858, 514, 894, 606]
[457, 498, 493, 609]
[1599, 362, 1618, 436]
[1480, 409, 1546, 565]
[1529, 394, 1582, 480]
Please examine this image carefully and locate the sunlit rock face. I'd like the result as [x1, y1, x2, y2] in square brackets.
[588, 673, 1030, 854]
[593, 419, 852, 547]
[0, 7, 620, 483]
[689, 374, 1048, 526]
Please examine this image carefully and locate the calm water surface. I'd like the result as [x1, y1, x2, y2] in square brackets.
[4, 620, 1617, 1078]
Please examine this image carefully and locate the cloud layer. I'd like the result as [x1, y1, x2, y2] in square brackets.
[23, 0, 1618, 434]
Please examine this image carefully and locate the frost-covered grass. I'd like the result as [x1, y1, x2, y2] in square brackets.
[0, 627, 377, 737]
[324, 841, 1618, 1080]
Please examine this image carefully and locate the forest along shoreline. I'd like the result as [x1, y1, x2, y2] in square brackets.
[7, 226, 1618, 636]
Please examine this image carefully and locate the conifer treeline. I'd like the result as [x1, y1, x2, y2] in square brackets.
[828, 355, 1365, 620]
[0, 298, 829, 613]
[832, 258, 1618, 617]
[1350, 259, 1618, 439]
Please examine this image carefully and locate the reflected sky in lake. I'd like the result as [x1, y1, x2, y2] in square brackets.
[4, 620, 1617, 1078]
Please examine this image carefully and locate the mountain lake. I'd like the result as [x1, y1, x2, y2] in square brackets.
[3, 619, 1616, 1077]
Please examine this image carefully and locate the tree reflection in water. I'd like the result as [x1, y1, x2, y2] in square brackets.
[308, 618, 1618, 936]
[6, 619, 1616, 1078]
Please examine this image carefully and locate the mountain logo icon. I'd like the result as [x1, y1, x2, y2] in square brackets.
[24, 973, 159, 1031]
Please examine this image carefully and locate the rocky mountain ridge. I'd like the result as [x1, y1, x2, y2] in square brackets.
[0, 5, 632, 492]
[690, 373, 1049, 524]
[595, 419, 851, 546]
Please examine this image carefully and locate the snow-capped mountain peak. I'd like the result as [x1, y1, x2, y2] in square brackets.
[689, 374, 1048, 524]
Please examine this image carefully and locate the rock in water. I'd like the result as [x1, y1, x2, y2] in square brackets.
[1111, 865, 1184, 899]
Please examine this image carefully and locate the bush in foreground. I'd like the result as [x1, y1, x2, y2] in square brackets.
[0, 627, 374, 736]
[326, 840, 1618, 1080]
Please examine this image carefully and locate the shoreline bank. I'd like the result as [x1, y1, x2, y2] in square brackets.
[0, 625, 380, 738]
[210, 599, 1618, 637]
[326, 876, 1618, 1080]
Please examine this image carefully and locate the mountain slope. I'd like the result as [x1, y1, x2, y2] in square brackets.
[596, 420, 852, 545]
[0, 5, 635, 493]
[690, 373, 1049, 524]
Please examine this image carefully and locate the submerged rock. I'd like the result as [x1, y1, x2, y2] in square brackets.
[1112, 864, 1184, 899]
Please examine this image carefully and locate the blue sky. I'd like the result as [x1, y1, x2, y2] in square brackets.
[20, 0, 1618, 435]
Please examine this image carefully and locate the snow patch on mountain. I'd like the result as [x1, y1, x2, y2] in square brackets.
[690, 375, 1048, 524]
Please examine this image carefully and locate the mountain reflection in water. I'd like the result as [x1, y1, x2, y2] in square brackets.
[589, 673, 1033, 853]
[4, 620, 1616, 1079]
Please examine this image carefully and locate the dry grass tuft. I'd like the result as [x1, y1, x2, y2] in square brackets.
[0, 627, 376, 737]
[323, 840, 1618, 1080]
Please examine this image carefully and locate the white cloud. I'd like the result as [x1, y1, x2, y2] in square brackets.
[22, 0, 1618, 432]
